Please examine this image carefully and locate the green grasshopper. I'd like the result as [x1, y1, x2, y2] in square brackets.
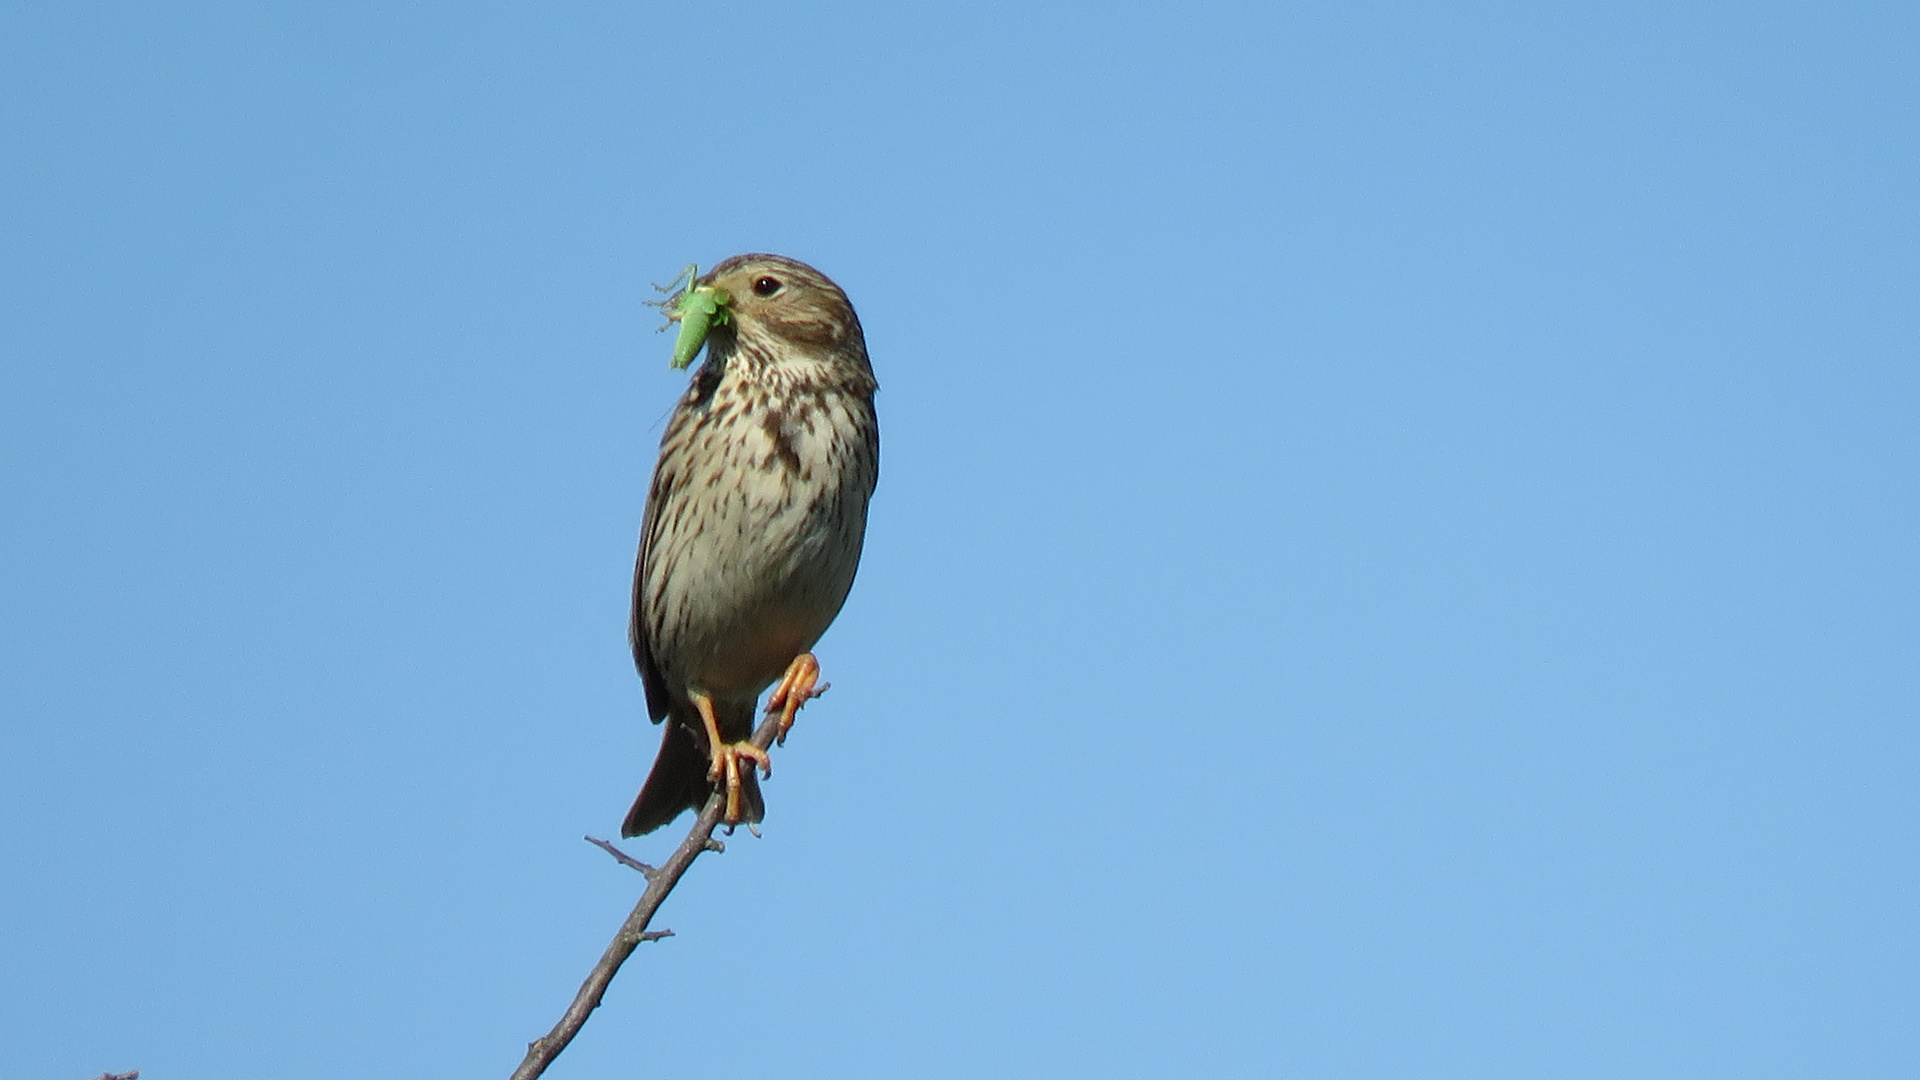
[649, 264, 734, 370]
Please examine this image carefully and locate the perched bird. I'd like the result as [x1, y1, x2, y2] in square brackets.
[621, 254, 879, 837]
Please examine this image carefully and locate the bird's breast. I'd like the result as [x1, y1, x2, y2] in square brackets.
[643, 376, 877, 704]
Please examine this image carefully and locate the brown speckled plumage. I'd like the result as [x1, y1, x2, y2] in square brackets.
[621, 254, 878, 837]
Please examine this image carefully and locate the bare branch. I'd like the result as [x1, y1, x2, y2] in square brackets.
[88, 1072, 139, 1080]
[584, 835, 658, 879]
[508, 711, 787, 1080]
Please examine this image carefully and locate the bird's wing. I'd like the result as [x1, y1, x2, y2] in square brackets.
[629, 457, 674, 724]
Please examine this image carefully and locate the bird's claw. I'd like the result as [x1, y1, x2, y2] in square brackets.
[708, 740, 771, 824]
[765, 652, 829, 746]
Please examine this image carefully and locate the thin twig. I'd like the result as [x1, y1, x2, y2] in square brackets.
[88, 1072, 138, 1080]
[584, 835, 659, 879]
[508, 711, 785, 1080]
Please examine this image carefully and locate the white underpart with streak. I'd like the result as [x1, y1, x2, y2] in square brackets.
[642, 345, 878, 712]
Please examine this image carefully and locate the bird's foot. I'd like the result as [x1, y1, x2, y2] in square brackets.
[764, 652, 829, 746]
[708, 740, 772, 824]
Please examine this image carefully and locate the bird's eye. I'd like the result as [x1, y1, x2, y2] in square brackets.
[752, 276, 783, 297]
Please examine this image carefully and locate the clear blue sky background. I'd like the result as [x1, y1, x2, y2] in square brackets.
[3, 3, 1915, 1078]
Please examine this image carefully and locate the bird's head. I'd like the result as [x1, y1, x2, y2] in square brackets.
[654, 254, 867, 374]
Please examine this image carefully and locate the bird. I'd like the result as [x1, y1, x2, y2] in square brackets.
[620, 254, 879, 837]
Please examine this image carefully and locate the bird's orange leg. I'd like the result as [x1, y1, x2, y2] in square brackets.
[693, 691, 770, 824]
[763, 652, 829, 747]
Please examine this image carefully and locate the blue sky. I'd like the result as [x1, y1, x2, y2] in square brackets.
[3, 2, 1915, 1077]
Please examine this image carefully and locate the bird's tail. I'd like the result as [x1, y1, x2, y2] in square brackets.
[621, 717, 765, 837]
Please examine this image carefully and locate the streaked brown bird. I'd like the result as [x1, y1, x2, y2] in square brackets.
[621, 254, 879, 837]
